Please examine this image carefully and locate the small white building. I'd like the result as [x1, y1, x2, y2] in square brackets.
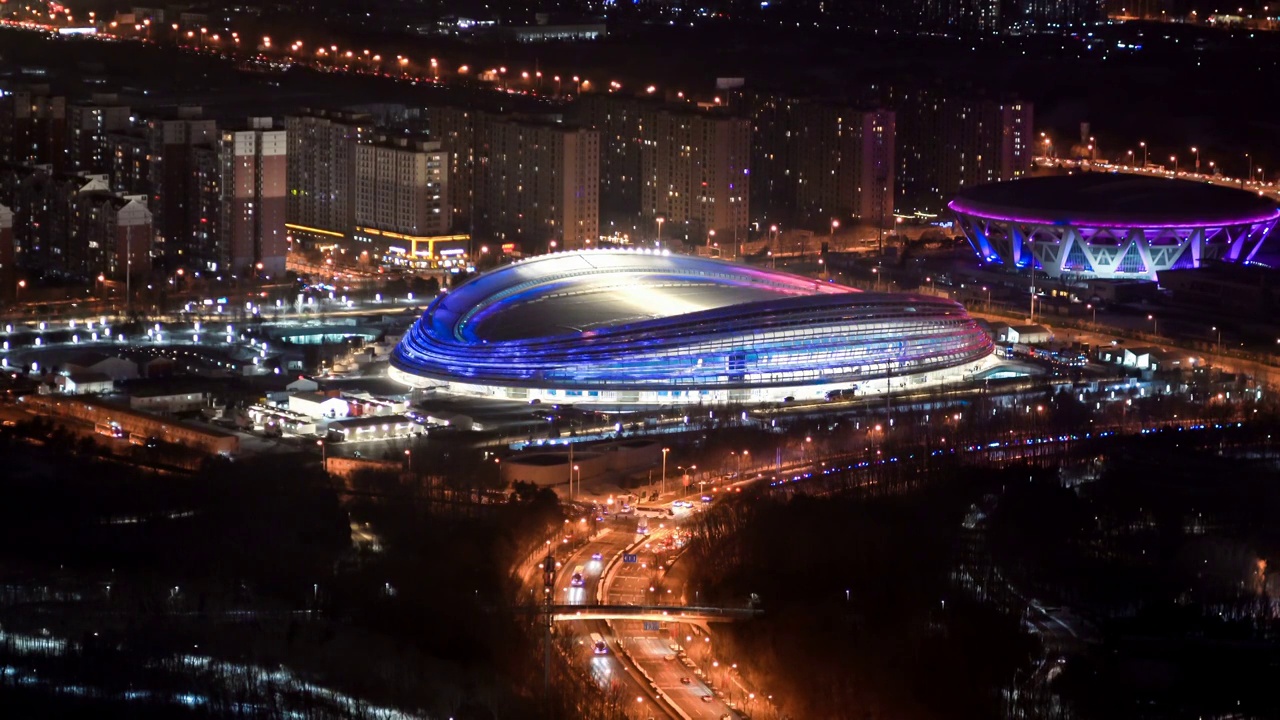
[289, 391, 350, 419]
[286, 377, 320, 393]
[55, 371, 114, 395]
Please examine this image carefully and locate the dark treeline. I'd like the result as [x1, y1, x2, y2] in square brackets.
[683, 464, 1038, 720]
[989, 439, 1280, 719]
[0, 424, 601, 719]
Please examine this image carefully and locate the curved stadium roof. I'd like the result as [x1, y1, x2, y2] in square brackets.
[950, 173, 1280, 228]
[392, 250, 994, 395]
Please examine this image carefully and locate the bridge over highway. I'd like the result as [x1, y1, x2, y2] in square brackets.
[540, 604, 761, 624]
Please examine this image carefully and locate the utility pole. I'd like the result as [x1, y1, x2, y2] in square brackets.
[542, 547, 555, 698]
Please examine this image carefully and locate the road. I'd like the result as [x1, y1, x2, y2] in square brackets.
[605, 531, 741, 720]
[550, 522, 677, 719]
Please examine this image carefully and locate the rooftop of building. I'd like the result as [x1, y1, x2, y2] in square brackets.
[950, 172, 1280, 227]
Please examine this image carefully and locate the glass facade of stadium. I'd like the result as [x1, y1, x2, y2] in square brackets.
[391, 251, 999, 405]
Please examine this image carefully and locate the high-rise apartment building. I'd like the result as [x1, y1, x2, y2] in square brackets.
[792, 104, 896, 228]
[422, 105, 481, 232]
[735, 91, 896, 230]
[285, 109, 373, 241]
[888, 86, 1033, 215]
[68, 193, 152, 280]
[216, 118, 288, 276]
[67, 96, 133, 174]
[478, 117, 599, 251]
[106, 131, 151, 195]
[640, 109, 750, 248]
[353, 137, 452, 239]
[146, 110, 217, 266]
[572, 95, 655, 223]
[0, 203, 13, 304]
[0, 86, 68, 171]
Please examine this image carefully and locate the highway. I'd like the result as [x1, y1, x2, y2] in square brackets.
[604, 529, 741, 720]
[551, 524, 678, 719]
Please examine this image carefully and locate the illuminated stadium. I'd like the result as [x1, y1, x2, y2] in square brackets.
[390, 250, 999, 405]
[949, 174, 1280, 281]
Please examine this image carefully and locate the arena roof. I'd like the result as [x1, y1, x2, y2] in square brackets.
[950, 173, 1280, 228]
[435, 251, 850, 343]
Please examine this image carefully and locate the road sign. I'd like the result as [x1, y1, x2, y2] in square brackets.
[623, 553, 638, 563]
[642, 621, 660, 632]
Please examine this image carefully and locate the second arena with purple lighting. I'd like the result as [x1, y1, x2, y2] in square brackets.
[390, 250, 999, 405]
[950, 173, 1280, 281]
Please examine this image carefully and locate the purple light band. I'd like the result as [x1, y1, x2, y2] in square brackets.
[948, 199, 1280, 230]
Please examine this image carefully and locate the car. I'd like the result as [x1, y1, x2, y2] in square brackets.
[680, 677, 691, 685]
[701, 695, 714, 703]
[591, 552, 603, 561]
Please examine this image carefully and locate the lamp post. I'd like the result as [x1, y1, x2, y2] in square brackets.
[661, 447, 669, 498]
[1086, 303, 1097, 327]
[1192, 146, 1200, 174]
[316, 439, 326, 465]
[404, 448, 411, 474]
[871, 267, 879, 291]
[1247, 153, 1254, 186]
[982, 285, 991, 310]
[1140, 141, 1147, 168]
[572, 464, 580, 499]
[1171, 155, 1179, 174]
[1212, 325, 1222, 354]
[656, 216, 664, 247]
[1148, 314, 1158, 336]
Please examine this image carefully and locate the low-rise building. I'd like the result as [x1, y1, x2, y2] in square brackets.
[54, 371, 114, 394]
[128, 388, 212, 414]
[20, 393, 239, 455]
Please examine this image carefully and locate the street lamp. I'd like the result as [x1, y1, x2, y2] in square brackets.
[1212, 325, 1222, 354]
[1192, 146, 1200, 174]
[982, 285, 991, 310]
[1147, 314, 1158, 336]
[316, 439, 326, 464]
[656, 216, 664, 246]
[572, 464, 580, 499]
[404, 448, 411, 473]
[1171, 155, 1179, 174]
[661, 447, 669, 497]
[1140, 141, 1147, 168]
[1086, 303, 1097, 326]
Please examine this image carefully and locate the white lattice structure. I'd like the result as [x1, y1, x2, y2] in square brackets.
[950, 174, 1280, 281]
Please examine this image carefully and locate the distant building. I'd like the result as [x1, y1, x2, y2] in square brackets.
[186, 118, 288, 276]
[284, 109, 373, 242]
[640, 108, 750, 250]
[422, 105, 481, 232]
[478, 116, 599, 251]
[66, 96, 132, 174]
[105, 130, 150, 195]
[0, 203, 13, 303]
[786, 102, 895, 230]
[145, 110, 217, 267]
[353, 137, 452, 240]
[0, 86, 67, 171]
[887, 86, 1033, 216]
[572, 95, 654, 224]
[68, 192, 152, 280]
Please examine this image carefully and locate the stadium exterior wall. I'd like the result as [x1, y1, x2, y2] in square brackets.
[391, 250, 998, 405]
